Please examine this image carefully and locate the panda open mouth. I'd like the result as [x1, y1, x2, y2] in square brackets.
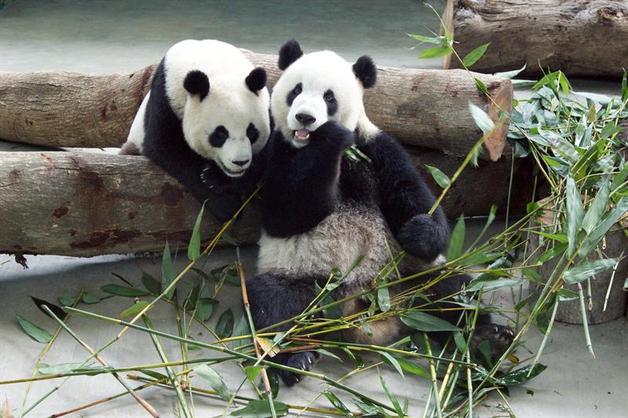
[217, 160, 246, 178]
[293, 128, 310, 142]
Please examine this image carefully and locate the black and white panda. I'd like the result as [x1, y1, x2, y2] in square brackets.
[121, 39, 271, 221]
[248, 40, 513, 385]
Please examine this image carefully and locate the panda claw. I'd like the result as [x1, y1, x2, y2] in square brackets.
[278, 352, 320, 387]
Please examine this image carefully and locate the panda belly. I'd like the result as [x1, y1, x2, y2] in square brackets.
[120, 92, 150, 155]
[257, 203, 396, 289]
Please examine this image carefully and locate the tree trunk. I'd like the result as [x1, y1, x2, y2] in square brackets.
[0, 150, 530, 257]
[443, 0, 628, 79]
[0, 50, 512, 161]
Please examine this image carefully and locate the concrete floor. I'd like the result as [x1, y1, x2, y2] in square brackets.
[1, 1, 627, 417]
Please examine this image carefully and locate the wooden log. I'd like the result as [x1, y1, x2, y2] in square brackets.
[0, 150, 529, 257]
[0, 51, 513, 161]
[443, 0, 628, 79]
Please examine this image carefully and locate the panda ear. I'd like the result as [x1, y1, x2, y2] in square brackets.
[352, 56, 377, 89]
[278, 39, 303, 70]
[245, 67, 267, 94]
[183, 70, 210, 101]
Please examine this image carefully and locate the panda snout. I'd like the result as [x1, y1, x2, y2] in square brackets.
[295, 112, 316, 126]
[232, 159, 250, 167]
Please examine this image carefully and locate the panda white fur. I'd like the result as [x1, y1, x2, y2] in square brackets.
[121, 39, 271, 221]
[247, 40, 513, 386]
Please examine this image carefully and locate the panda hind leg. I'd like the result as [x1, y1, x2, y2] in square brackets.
[246, 273, 322, 386]
[428, 273, 514, 359]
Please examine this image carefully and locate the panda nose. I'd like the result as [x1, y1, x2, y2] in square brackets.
[295, 113, 316, 126]
[232, 159, 250, 167]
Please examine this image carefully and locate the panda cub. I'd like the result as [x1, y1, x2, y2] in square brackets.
[121, 40, 271, 221]
[248, 40, 513, 386]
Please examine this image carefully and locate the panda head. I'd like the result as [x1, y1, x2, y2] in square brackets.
[180, 66, 270, 177]
[271, 39, 378, 148]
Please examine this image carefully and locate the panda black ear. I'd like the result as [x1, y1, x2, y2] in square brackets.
[352, 55, 377, 89]
[183, 70, 210, 101]
[245, 67, 267, 94]
[278, 39, 303, 70]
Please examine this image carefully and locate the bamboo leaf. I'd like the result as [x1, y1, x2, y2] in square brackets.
[467, 278, 525, 292]
[425, 165, 451, 189]
[16, 315, 52, 344]
[58, 296, 76, 307]
[494, 64, 527, 79]
[31, 296, 67, 320]
[141, 272, 162, 296]
[468, 102, 495, 134]
[581, 179, 611, 234]
[161, 241, 176, 299]
[188, 203, 205, 261]
[195, 364, 231, 402]
[37, 362, 90, 375]
[120, 301, 150, 319]
[393, 356, 430, 379]
[501, 364, 547, 386]
[230, 399, 289, 417]
[563, 258, 617, 284]
[462, 43, 490, 67]
[474, 77, 488, 94]
[407, 33, 442, 45]
[566, 177, 584, 256]
[101, 284, 149, 298]
[81, 292, 101, 304]
[244, 366, 261, 383]
[216, 308, 234, 338]
[379, 351, 404, 377]
[447, 215, 466, 260]
[578, 198, 628, 257]
[377, 286, 391, 312]
[379, 375, 404, 418]
[419, 46, 452, 59]
[323, 391, 351, 414]
[401, 311, 460, 332]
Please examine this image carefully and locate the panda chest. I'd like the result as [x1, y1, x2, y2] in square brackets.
[257, 163, 393, 284]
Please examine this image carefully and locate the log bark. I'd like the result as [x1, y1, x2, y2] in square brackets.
[0, 51, 512, 161]
[0, 150, 530, 257]
[443, 0, 628, 79]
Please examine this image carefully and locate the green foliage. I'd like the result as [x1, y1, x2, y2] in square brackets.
[16, 315, 52, 344]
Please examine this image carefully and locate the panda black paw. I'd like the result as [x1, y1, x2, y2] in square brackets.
[471, 324, 515, 360]
[397, 214, 448, 262]
[313, 121, 355, 151]
[277, 351, 320, 387]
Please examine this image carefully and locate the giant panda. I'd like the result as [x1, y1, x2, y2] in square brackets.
[247, 40, 514, 386]
[121, 39, 271, 221]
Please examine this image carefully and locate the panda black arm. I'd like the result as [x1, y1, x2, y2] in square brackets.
[262, 122, 354, 237]
[361, 132, 450, 261]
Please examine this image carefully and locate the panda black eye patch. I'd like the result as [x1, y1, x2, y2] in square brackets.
[209, 126, 229, 147]
[246, 123, 260, 143]
[286, 82, 302, 106]
[323, 89, 338, 116]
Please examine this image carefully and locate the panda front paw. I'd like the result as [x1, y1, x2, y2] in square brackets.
[312, 121, 355, 151]
[397, 214, 448, 262]
[277, 351, 321, 387]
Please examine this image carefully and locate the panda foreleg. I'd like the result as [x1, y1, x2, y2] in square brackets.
[246, 273, 321, 386]
[361, 133, 450, 262]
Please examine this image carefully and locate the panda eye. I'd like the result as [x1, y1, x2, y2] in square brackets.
[286, 82, 302, 106]
[246, 123, 260, 143]
[323, 90, 336, 103]
[209, 126, 229, 148]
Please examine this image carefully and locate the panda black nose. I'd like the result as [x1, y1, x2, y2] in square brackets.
[295, 113, 316, 126]
[232, 159, 250, 167]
